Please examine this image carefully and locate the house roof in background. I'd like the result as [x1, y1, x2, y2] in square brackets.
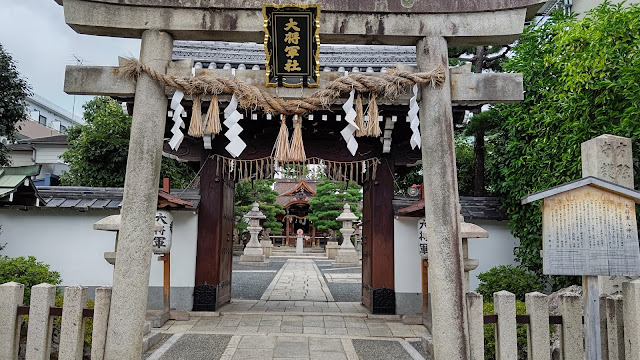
[28, 93, 82, 125]
[7, 144, 32, 151]
[35, 186, 200, 211]
[393, 195, 507, 221]
[0, 165, 44, 206]
[15, 120, 60, 139]
[18, 134, 68, 145]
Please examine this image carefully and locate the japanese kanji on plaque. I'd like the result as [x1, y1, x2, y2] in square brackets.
[263, 3, 320, 88]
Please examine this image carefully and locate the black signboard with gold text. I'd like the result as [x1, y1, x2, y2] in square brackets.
[263, 4, 320, 87]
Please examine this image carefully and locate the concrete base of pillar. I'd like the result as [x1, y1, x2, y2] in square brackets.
[239, 254, 269, 266]
[261, 240, 273, 258]
[326, 242, 340, 260]
[333, 249, 360, 267]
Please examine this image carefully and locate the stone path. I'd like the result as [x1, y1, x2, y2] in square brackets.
[144, 314, 430, 360]
[218, 300, 367, 314]
[261, 259, 334, 302]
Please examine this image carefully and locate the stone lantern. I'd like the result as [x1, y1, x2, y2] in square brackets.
[239, 202, 268, 265]
[334, 203, 360, 266]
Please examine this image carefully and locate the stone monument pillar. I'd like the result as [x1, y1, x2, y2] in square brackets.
[239, 203, 268, 265]
[296, 228, 304, 254]
[581, 134, 635, 294]
[333, 204, 360, 266]
[104, 30, 173, 360]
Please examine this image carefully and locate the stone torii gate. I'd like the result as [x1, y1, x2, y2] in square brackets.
[57, 0, 544, 359]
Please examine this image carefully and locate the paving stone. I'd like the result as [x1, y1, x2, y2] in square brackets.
[310, 352, 347, 360]
[238, 335, 276, 349]
[232, 348, 274, 360]
[303, 327, 326, 335]
[280, 326, 303, 334]
[258, 326, 281, 334]
[235, 326, 260, 333]
[325, 328, 348, 335]
[273, 340, 310, 357]
[351, 339, 413, 360]
[346, 327, 370, 337]
[309, 338, 343, 352]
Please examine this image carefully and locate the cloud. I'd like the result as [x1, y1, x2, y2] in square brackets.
[0, 0, 140, 117]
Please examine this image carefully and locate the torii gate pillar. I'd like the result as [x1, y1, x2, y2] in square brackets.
[417, 36, 469, 359]
[104, 30, 173, 360]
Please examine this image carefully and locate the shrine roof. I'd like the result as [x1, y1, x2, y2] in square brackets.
[275, 179, 320, 206]
[393, 195, 507, 220]
[521, 176, 640, 205]
[173, 41, 417, 72]
[32, 186, 200, 211]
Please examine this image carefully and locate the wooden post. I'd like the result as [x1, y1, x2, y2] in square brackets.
[285, 217, 290, 246]
[416, 36, 468, 359]
[163, 253, 171, 314]
[421, 259, 429, 315]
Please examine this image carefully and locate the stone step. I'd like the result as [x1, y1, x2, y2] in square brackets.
[143, 320, 151, 336]
[421, 331, 434, 359]
[141, 330, 163, 353]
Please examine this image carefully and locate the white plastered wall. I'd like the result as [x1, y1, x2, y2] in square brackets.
[393, 217, 519, 295]
[0, 209, 198, 289]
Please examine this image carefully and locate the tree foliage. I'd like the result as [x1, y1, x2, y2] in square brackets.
[308, 180, 362, 231]
[0, 44, 31, 165]
[235, 179, 285, 234]
[0, 255, 61, 304]
[488, 4, 640, 288]
[394, 136, 478, 196]
[60, 96, 195, 188]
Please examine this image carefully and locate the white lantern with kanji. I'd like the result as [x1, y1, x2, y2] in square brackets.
[153, 210, 173, 254]
[417, 217, 427, 256]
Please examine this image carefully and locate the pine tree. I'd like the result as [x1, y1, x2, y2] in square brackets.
[307, 180, 361, 231]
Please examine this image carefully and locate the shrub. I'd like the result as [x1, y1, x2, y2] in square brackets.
[0, 255, 62, 304]
[483, 301, 528, 360]
[476, 265, 544, 302]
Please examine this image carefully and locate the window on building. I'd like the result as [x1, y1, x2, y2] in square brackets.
[60, 125, 68, 134]
[39, 115, 47, 125]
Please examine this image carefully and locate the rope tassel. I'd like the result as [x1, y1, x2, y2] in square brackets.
[366, 93, 381, 137]
[188, 95, 204, 137]
[355, 93, 365, 137]
[204, 94, 221, 134]
[273, 115, 290, 162]
[288, 115, 306, 162]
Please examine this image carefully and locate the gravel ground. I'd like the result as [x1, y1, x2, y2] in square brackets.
[231, 256, 286, 300]
[352, 339, 413, 360]
[316, 263, 362, 302]
[410, 341, 432, 360]
[152, 334, 232, 360]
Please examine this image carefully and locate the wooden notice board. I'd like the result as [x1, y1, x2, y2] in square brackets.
[542, 186, 640, 276]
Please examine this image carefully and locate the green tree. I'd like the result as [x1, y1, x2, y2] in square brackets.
[0, 44, 31, 165]
[0, 255, 61, 304]
[235, 179, 285, 234]
[307, 180, 362, 231]
[60, 96, 195, 188]
[488, 4, 640, 288]
[393, 136, 477, 196]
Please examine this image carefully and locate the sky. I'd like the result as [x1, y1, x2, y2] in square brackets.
[0, 0, 141, 119]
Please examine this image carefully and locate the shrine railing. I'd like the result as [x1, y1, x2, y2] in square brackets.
[0, 282, 112, 360]
[467, 282, 640, 360]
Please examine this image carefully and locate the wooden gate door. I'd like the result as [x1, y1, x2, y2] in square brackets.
[193, 153, 235, 311]
[360, 157, 396, 314]
[217, 179, 235, 307]
[361, 180, 373, 310]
